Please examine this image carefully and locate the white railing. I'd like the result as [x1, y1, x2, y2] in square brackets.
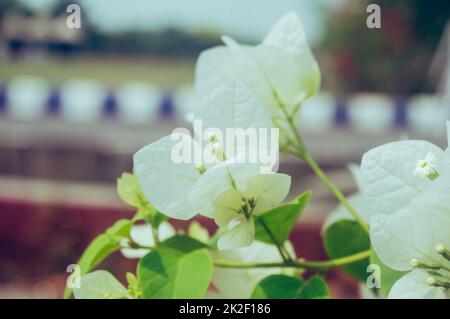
[1, 78, 449, 135]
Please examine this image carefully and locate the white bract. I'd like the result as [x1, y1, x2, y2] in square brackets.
[359, 122, 450, 299]
[74, 270, 131, 299]
[189, 160, 290, 250]
[134, 81, 272, 220]
[120, 222, 176, 259]
[134, 81, 290, 249]
[210, 241, 297, 298]
[195, 12, 320, 147]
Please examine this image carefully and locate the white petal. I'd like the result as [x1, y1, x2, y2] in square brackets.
[131, 222, 176, 246]
[212, 241, 295, 298]
[133, 134, 201, 220]
[120, 247, 150, 259]
[370, 210, 436, 271]
[348, 163, 363, 192]
[424, 152, 437, 164]
[360, 140, 444, 216]
[419, 170, 450, 251]
[388, 270, 448, 299]
[212, 188, 242, 227]
[248, 44, 311, 107]
[263, 12, 308, 55]
[121, 222, 176, 259]
[440, 147, 450, 176]
[219, 37, 319, 147]
[196, 81, 275, 165]
[129, 224, 154, 247]
[245, 173, 291, 214]
[195, 46, 246, 111]
[370, 156, 450, 271]
[189, 159, 261, 217]
[221, 36, 314, 109]
[359, 283, 384, 299]
[74, 270, 131, 299]
[196, 34, 318, 120]
[217, 218, 255, 250]
[197, 80, 273, 136]
[263, 12, 320, 99]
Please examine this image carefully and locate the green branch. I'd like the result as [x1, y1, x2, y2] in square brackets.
[258, 218, 292, 262]
[214, 249, 371, 271]
[302, 153, 369, 233]
[273, 92, 369, 234]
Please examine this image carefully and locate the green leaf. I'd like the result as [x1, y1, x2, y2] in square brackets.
[369, 250, 406, 297]
[323, 220, 370, 281]
[300, 276, 330, 299]
[117, 172, 166, 226]
[138, 248, 213, 299]
[64, 219, 133, 299]
[254, 191, 311, 244]
[105, 219, 133, 242]
[162, 235, 208, 253]
[117, 172, 146, 208]
[73, 270, 131, 299]
[251, 274, 329, 299]
[126, 272, 141, 298]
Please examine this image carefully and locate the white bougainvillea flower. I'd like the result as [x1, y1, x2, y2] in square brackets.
[413, 152, 438, 178]
[189, 158, 291, 250]
[120, 222, 176, 259]
[134, 79, 285, 249]
[134, 81, 274, 220]
[359, 122, 450, 298]
[210, 240, 297, 298]
[361, 139, 445, 217]
[195, 12, 320, 146]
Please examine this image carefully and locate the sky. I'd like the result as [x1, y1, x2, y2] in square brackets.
[19, 0, 347, 45]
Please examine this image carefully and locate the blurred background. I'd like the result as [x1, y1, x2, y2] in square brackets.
[0, 0, 449, 298]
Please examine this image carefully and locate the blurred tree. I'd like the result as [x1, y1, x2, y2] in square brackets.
[0, 0, 220, 58]
[321, 0, 450, 94]
[0, 0, 33, 19]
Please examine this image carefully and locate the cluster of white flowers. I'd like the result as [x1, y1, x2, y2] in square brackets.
[133, 12, 318, 251]
[327, 123, 450, 299]
[360, 123, 450, 299]
[72, 10, 450, 300]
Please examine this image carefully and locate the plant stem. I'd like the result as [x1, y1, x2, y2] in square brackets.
[258, 218, 291, 262]
[274, 92, 369, 234]
[214, 249, 371, 271]
[151, 224, 161, 246]
[302, 152, 369, 234]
